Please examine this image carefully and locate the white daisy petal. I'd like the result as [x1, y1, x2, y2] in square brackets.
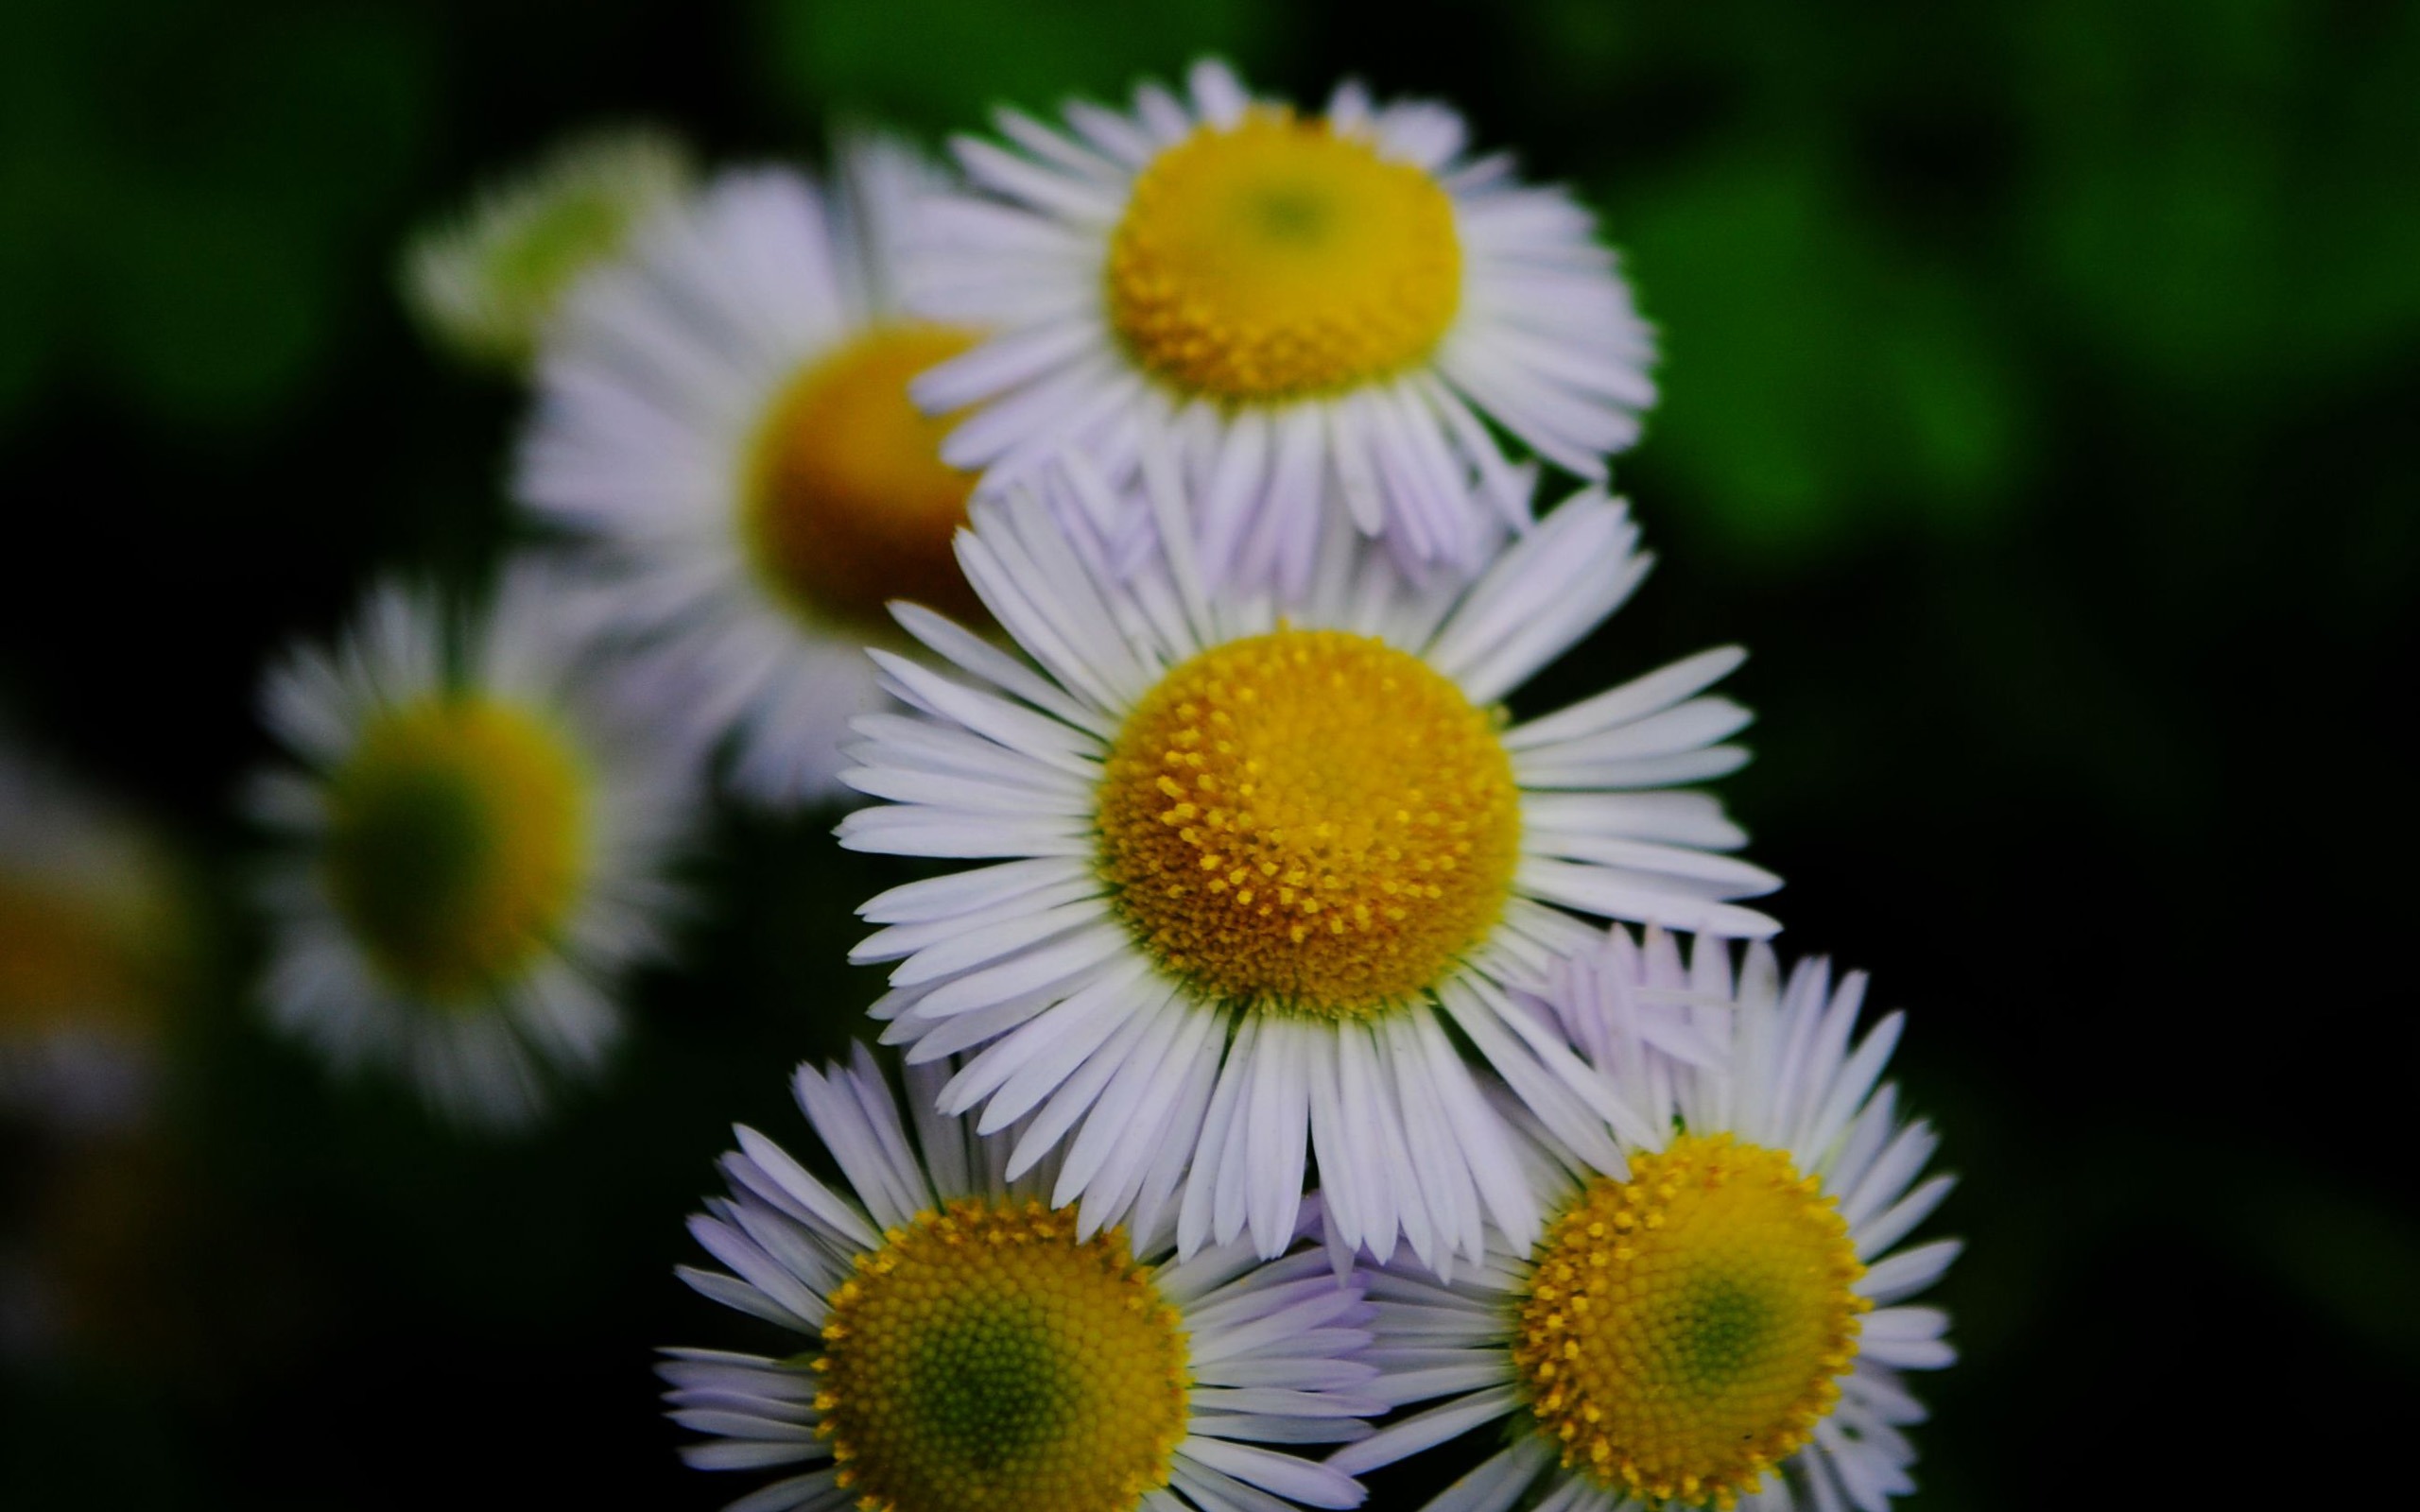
[858, 854, 1094, 924]
[1422, 1437, 1558, 1512]
[1855, 1238, 1963, 1306]
[1006, 988, 1169, 1176]
[723, 1471, 846, 1512]
[678, 1438, 824, 1472]
[729, 1125, 882, 1251]
[1503, 646, 1750, 753]
[1326, 1387, 1522, 1476]
[1179, 1436, 1366, 1509]
[1090, 1005, 1221, 1242]
[1052, 987, 1198, 1206]
[1516, 858, 1782, 939]
[1245, 1018, 1316, 1255]
[1841, 1123, 1942, 1233]
[1853, 1175, 1959, 1263]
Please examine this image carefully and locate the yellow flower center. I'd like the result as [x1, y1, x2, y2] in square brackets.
[1107, 109, 1461, 402]
[0, 874, 156, 1040]
[323, 696, 589, 1003]
[817, 1198, 1189, 1512]
[744, 323, 986, 629]
[1097, 627, 1520, 1019]
[1513, 1135, 1871, 1510]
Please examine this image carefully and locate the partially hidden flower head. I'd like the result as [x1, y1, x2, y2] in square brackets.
[249, 558, 699, 1128]
[401, 125, 694, 373]
[665, 1044, 1378, 1512]
[911, 58, 1656, 597]
[0, 741, 190, 1131]
[836, 485, 1777, 1276]
[1333, 928, 1959, 1512]
[518, 134, 991, 806]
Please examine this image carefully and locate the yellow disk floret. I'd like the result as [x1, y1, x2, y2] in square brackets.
[1513, 1135, 1871, 1509]
[746, 323, 985, 627]
[323, 696, 589, 1003]
[1097, 627, 1520, 1019]
[816, 1198, 1189, 1512]
[1107, 109, 1461, 402]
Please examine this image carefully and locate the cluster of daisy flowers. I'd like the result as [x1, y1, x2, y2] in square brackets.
[216, 55, 1961, 1512]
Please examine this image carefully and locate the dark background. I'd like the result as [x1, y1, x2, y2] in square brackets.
[4, 1, 2416, 1506]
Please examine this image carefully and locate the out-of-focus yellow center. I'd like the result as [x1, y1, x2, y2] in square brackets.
[323, 697, 588, 1003]
[1514, 1135, 1870, 1510]
[1107, 110, 1461, 402]
[0, 875, 153, 1040]
[1097, 627, 1519, 1018]
[744, 323, 985, 628]
[816, 1198, 1189, 1512]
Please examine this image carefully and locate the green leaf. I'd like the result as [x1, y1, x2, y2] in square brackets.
[753, 0, 1283, 132]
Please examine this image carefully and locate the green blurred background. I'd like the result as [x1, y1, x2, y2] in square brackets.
[3, 0, 2415, 1505]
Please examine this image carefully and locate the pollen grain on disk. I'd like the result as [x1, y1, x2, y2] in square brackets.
[1514, 1134, 1871, 1508]
[1097, 626, 1521, 1018]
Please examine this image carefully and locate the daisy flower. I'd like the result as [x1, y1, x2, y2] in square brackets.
[1333, 929, 1960, 1512]
[665, 1045, 1378, 1512]
[0, 744, 186, 1130]
[836, 485, 1777, 1275]
[401, 125, 694, 373]
[910, 58, 1655, 595]
[517, 136, 991, 806]
[249, 559, 697, 1127]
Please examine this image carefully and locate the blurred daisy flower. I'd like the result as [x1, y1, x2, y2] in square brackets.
[665, 1046, 1379, 1512]
[0, 744, 188, 1131]
[836, 488, 1775, 1275]
[249, 559, 698, 1128]
[1334, 930, 1958, 1512]
[517, 136, 989, 806]
[401, 125, 694, 373]
[912, 59, 1655, 595]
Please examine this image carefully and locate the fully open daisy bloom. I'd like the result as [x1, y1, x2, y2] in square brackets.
[1333, 930, 1959, 1512]
[401, 125, 693, 373]
[911, 59, 1655, 596]
[250, 560, 697, 1127]
[836, 487, 1776, 1274]
[518, 137, 991, 806]
[0, 745, 187, 1130]
[665, 1046, 1377, 1512]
